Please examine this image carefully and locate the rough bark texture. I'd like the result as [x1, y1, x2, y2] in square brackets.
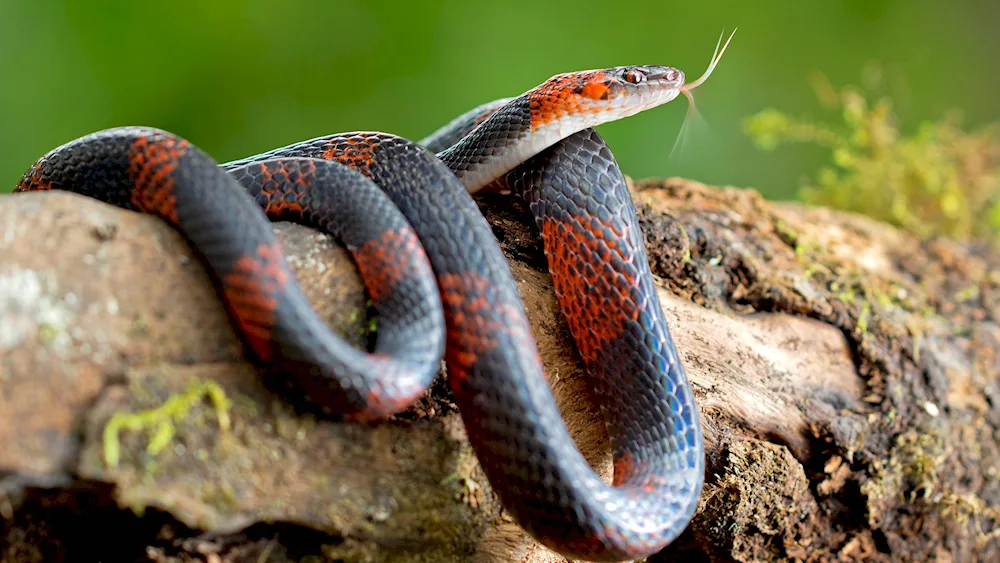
[0, 177, 997, 563]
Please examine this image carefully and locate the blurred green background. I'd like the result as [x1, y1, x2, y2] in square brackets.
[1, 0, 997, 199]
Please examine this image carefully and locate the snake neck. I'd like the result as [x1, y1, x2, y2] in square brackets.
[435, 94, 555, 193]
[420, 98, 512, 155]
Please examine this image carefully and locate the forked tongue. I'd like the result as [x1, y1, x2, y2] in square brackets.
[669, 28, 737, 160]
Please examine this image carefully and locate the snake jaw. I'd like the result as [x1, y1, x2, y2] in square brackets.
[606, 76, 685, 118]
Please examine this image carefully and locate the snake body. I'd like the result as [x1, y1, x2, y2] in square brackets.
[16, 65, 703, 561]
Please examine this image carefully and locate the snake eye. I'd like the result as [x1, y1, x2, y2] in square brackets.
[623, 68, 646, 85]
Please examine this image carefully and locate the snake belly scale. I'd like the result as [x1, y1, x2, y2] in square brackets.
[15, 65, 704, 561]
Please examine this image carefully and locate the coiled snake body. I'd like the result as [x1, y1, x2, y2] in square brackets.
[16, 66, 704, 561]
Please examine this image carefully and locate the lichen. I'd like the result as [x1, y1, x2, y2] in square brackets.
[744, 72, 1000, 245]
[0, 265, 75, 351]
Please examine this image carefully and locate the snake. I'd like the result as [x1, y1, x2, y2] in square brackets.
[14, 42, 734, 559]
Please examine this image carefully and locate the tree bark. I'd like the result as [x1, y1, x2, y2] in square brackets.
[1, 177, 997, 562]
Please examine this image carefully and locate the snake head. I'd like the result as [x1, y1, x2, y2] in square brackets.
[576, 66, 685, 103]
[529, 66, 685, 132]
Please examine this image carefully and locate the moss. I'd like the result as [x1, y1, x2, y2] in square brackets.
[102, 379, 231, 467]
[37, 323, 59, 342]
[863, 430, 1000, 546]
[675, 221, 693, 263]
[857, 302, 871, 334]
[357, 298, 378, 337]
[132, 314, 148, 335]
[862, 431, 944, 527]
[955, 284, 980, 302]
[772, 217, 800, 247]
[937, 491, 1000, 550]
[744, 73, 1000, 245]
